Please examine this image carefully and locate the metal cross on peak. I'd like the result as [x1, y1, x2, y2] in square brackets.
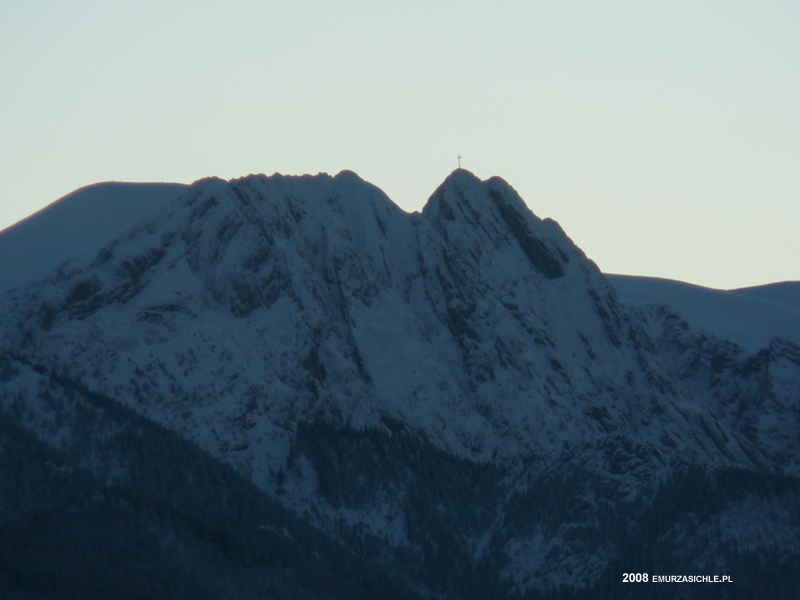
[457, 155, 462, 169]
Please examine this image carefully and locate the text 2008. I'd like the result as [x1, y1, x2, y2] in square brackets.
[622, 573, 649, 582]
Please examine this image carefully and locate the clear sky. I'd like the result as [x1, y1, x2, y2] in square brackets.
[2, 1, 798, 290]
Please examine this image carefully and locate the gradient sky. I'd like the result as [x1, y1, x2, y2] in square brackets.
[2, 1, 798, 290]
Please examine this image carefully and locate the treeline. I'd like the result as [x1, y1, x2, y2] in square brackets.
[0, 355, 421, 600]
[289, 419, 800, 600]
[586, 466, 800, 600]
[2, 352, 799, 599]
[289, 417, 512, 599]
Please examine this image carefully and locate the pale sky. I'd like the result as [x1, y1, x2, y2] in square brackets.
[2, 1, 798, 290]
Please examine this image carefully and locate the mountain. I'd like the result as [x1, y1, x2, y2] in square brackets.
[606, 274, 800, 352]
[0, 181, 187, 294]
[1, 170, 798, 599]
[734, 281, 800, 311]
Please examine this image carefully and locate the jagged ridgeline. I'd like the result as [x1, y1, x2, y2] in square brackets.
[1, 170, 799, 597]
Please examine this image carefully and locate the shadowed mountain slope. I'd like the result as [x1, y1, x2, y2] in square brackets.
[0, 182, 187, 294]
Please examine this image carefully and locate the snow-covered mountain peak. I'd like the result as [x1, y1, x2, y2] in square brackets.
[423, 168, 500, 226]
[421, 169, 574, 284]
[1, 168, 797, 498]
[2, 169, 798, 598]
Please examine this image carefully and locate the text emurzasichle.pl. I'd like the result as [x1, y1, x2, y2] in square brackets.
[622, 573, 733, 583]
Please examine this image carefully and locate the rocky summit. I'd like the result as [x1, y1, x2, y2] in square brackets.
[1, 170, 798, 599]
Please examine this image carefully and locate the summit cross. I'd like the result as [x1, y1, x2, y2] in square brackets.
[457, 155, 462, 169]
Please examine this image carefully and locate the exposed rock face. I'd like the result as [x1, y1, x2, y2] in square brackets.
[1, 169, 798, 594]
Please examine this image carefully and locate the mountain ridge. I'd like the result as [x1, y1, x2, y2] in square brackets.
[1, 169, 793, 472]
[1, 169, 798, 596]
[0, 181, 188, 294]
[607, 273, 800, 351]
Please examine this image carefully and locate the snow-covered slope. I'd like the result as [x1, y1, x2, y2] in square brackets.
[606, 274, 800, 352]
[1, 170, 798, 594]
[734, 280, 800, 311]
[0, 170, 769, 474]
[0, 181, 187, 294]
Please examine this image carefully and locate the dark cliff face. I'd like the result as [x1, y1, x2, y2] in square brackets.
[0, 170, 798, 597]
